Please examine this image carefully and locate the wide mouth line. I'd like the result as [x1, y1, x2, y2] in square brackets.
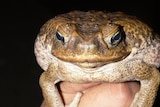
[55, 52, 131, 69]
[74, 61, 110, 68]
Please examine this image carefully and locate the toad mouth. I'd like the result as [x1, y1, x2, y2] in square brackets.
[74, 62, 110, 68]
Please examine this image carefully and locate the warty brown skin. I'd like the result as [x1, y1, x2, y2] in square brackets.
[34, 10, 160, 107]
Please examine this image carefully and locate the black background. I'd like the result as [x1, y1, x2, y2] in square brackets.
[1, 0, 160, 107]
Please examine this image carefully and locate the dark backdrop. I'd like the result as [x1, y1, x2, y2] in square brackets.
[1, 0, 160, 107]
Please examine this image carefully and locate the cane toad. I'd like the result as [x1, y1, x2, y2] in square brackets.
[34, 10, 160, 107]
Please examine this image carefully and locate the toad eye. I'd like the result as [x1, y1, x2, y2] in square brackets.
[103, 28, 123, 48]
[56, 32, 64, 42]
[111, 30, 121, 46]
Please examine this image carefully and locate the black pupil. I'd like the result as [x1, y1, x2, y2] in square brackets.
[114, 33, 120, 40]
[111, 32, 121, 44]
[56, 32, 64, 42]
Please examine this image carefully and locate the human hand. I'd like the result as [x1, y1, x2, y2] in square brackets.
[51, 81, 140, 107]
[60, 82, 139, 107]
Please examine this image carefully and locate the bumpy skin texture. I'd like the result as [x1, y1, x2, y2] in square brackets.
[34, 10, 160, 107]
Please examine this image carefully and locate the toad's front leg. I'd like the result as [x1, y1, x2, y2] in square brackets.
[39, 63, 82, 107]
[129, 63, 160, 107]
